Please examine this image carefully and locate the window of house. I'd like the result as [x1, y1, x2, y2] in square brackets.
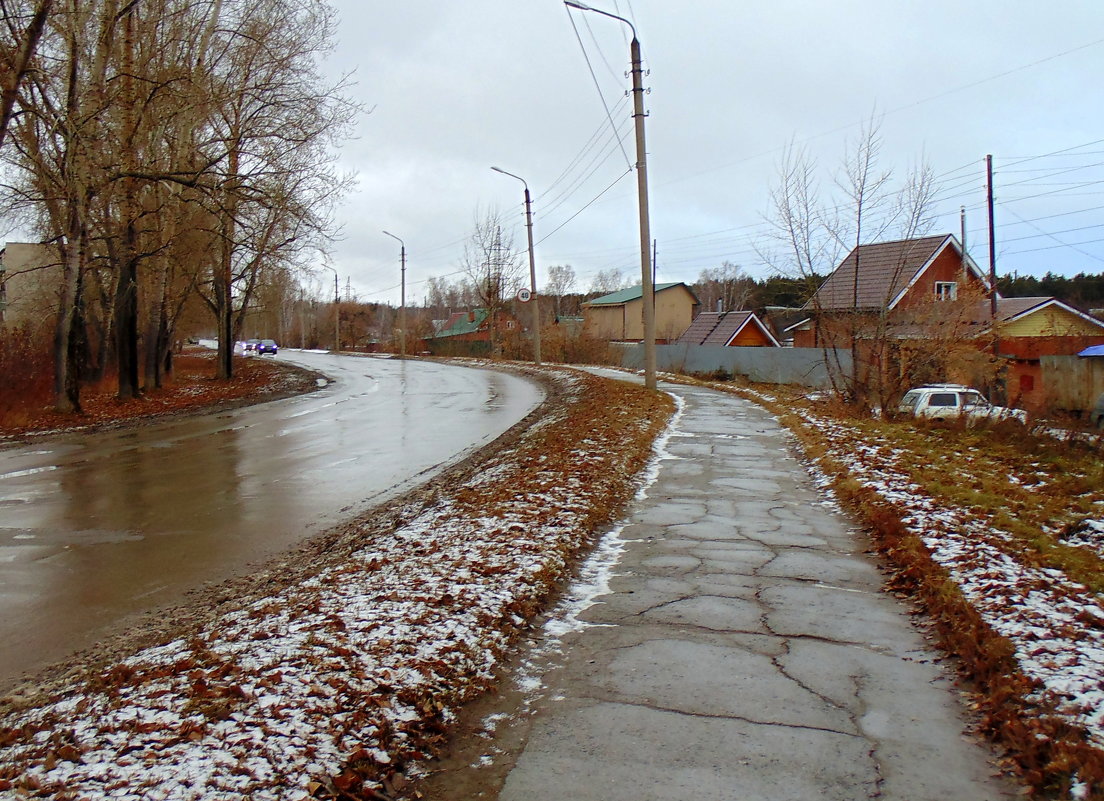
[506, 319, 516, 330]
[935, 281, 957, 301]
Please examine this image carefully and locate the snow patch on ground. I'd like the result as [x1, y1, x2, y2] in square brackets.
[800, 412, 1104, 747]
[0, 374, 667, 799]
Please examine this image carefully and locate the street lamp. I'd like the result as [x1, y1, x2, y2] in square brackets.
[564, 1, 655, 389]
[491, 166, 541, 365]
[382, 230, 407, 357]
[321, 265, 339, 351]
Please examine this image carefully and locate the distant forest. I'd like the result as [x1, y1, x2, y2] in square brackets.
[686, 271, 1104, 314]
[997, 272, 1104, 311]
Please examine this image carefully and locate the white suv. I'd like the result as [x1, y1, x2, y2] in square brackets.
[898, 385, 1027, 425]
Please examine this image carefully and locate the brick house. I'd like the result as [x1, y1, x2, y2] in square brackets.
[427, 308, 520, 356]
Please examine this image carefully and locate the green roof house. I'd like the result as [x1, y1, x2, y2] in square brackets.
[583, 282, 699, 343]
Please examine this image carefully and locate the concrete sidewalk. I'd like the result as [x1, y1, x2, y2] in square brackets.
[486, 381, 1019, 800]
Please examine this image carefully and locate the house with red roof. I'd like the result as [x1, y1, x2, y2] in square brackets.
[788, 234, 1104, 408]
[675, 310, 780, 348]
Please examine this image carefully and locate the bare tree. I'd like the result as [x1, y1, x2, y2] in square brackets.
[460, 207, 523, 353]
[1, 0, 355, 409]
[0, 0, 53, 150]
[765, 119, 944, 412]
[694, 261, 754, 313]
[589, 267, 630, 294]
[545, 263, 575, 317]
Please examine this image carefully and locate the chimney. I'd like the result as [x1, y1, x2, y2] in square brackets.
[468, 311, 476, 323]
[716, 299, 723, 314]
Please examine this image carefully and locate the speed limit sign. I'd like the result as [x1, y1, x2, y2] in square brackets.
[516, 287, 533, 303]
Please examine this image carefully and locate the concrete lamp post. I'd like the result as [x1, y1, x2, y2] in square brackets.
[491, 166, 542, 365]
[321, 265, 339, 351]
[382, 230, 407, 357]
[563, 0, 656, 389]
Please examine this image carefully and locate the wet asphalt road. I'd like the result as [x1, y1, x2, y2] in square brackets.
[0, 354, 542, 689]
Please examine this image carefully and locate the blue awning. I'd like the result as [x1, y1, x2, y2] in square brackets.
[1078, 344, 1104, 357]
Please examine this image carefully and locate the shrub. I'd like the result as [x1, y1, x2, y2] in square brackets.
[0, 324, 53, 426]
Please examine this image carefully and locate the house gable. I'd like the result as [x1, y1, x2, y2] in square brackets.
[675, 311, 780, 347]
[999, 298, 1104, 337]
[891, 238, 990, 310]
[808, 234, 989, 313]
[725, 315, 781, 347]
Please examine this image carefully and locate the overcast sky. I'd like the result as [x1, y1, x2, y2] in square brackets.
[322, 1, 1104, 306]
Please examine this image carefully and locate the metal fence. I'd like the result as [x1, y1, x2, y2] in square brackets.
[615, 344, 851, 389]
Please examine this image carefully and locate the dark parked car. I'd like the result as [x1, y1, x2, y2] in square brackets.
[257, 339, 278, 355]
[1092, 392, 1104, 429]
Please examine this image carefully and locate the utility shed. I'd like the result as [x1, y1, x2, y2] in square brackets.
[583, 282, 699, 343]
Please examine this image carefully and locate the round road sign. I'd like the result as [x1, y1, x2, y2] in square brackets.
[516, 287, 533, 303]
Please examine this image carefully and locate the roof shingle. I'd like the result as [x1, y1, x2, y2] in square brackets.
[808, 234, 953, 311]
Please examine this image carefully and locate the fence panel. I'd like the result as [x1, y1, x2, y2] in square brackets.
[616, 344, 850, 389]
[1041, 355, 1104, 412]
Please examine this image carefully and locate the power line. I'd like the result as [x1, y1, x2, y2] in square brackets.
[539, 99, 629, 200]
[997, 137, 1104, 169]
[997, 202, 1104, 264]
[540, 118, 633, 217]
[535, 167, 634, 247]
[565, 4, 633, 171]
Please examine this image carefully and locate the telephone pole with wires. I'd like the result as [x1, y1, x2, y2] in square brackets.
[565, 1, 656, 389]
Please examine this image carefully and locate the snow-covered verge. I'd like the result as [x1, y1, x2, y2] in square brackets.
[762, 396, 1104, 799]
[0, 370, 674, 800]
[804, 416, 1104, 735]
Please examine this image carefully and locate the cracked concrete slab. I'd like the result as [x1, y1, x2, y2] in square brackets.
[421, 381, 1020, 801]
[495, 702, 878, 801]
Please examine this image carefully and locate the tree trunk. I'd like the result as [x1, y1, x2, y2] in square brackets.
[144, 262, 169, 388]
[216, 141, 240, 380]
[54, 209, 84, 413]
[114, 5, 141, 399]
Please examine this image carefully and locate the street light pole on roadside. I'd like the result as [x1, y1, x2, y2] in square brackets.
[491, 166, 541, 365]
[564, 1, 655, 389]
[321, 265, 339, 351]
[382, 231, 407, 357]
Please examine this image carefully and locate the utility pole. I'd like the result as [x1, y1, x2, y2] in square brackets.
[986, 154, 997, 321]
[333, 270, 340, 352]
[491, 167, 541, 364]
[986, 153, 1004, 401]
[960, 205, 968, 282]
[630, 32, 656, 389]
[565, 1, 656, 389]
[644, 240, 653, 300]
[383, 231, 406, 357]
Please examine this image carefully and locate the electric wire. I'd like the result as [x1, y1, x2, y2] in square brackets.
[565, 5, 633, 170]
[535, 167, 634, 248]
